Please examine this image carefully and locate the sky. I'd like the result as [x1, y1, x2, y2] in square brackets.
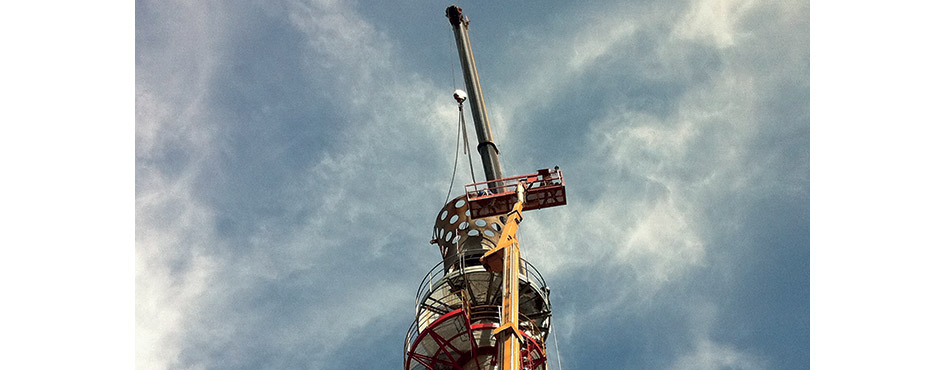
[133, 0, 812, 369]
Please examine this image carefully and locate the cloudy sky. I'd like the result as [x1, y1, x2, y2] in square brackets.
[135, 0, 810, 369]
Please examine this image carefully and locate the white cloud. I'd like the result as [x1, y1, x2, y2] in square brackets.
[566, 16, 638, 72]
[674, 0, 759, 48]
[671, 303, 768, 370]
[616, 195, 705, 285]
[487, 9, 641, 135]
[137, 0, 470, 368]
[136, 0, 221, 157]
[668, 339, 765, 370]
[136, 173, 220, 369]
[136, 2, 227, 368]
[499, 1, 804, 329]
[522, 67, 760, 296]
[665, 302, 767, 370]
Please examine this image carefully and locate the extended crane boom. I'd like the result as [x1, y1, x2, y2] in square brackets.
[446, 5, 503, 182]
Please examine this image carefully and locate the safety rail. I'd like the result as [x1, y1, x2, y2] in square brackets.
[403, 315, 420, 362]
[464, 167, 566, 219]
[522, 258, 547, 289]
[405, 256, 552, 367]
[413, 260, 446, 307]
[413, 256, 548, 307]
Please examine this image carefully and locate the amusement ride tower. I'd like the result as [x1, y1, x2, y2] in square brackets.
[403, 6, 568, 370]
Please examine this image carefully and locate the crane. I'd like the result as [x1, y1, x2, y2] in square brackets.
[403, 6, 567, 370]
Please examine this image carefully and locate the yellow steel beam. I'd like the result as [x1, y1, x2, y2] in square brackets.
[479, 183, 527, 370]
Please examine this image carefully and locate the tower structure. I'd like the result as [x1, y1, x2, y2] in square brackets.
[404, 6, 567, 370]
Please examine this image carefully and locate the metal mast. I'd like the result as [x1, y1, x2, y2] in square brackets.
[446, 5, 503, 182]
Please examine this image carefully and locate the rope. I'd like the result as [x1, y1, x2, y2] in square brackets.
[443, 29, 476, 205]
[552, 320, 564, 370]
[459, 106, 477, 184]
[443, 102, 479, 205]
[444, 106, 464, 205]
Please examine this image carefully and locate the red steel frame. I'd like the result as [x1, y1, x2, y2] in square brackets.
[406, 309, 494, 370]
[405, 308, 547, 370]
[464, 168, 566, 219]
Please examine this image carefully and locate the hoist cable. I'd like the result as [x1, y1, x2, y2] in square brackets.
[459, 107, 477, 185]
[444, 106, 464, 206]
[552, 320, 564, 370]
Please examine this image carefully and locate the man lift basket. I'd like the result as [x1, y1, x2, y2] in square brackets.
[464, 167, 567, 219]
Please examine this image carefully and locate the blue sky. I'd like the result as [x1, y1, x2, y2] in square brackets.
[135, 1, 810, 369]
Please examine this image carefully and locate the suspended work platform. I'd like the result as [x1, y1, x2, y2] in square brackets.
[464, 168, 567, 219]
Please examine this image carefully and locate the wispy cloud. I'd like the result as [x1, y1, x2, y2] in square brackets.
[667, 302, 768, 370]
[137, 0, 492, 368]
[136, 1, 229, 368]
[480, 0, 806, 367]
[675, 0, 759, 48]
[668, 339, 766, 370]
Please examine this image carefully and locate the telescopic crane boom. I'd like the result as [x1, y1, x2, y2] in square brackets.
[446, 5, 503, 183]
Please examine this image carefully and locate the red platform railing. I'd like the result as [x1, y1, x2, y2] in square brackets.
[464, 168, 567, 219]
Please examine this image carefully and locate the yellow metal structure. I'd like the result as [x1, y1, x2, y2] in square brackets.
[480, 183, 527, 370]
